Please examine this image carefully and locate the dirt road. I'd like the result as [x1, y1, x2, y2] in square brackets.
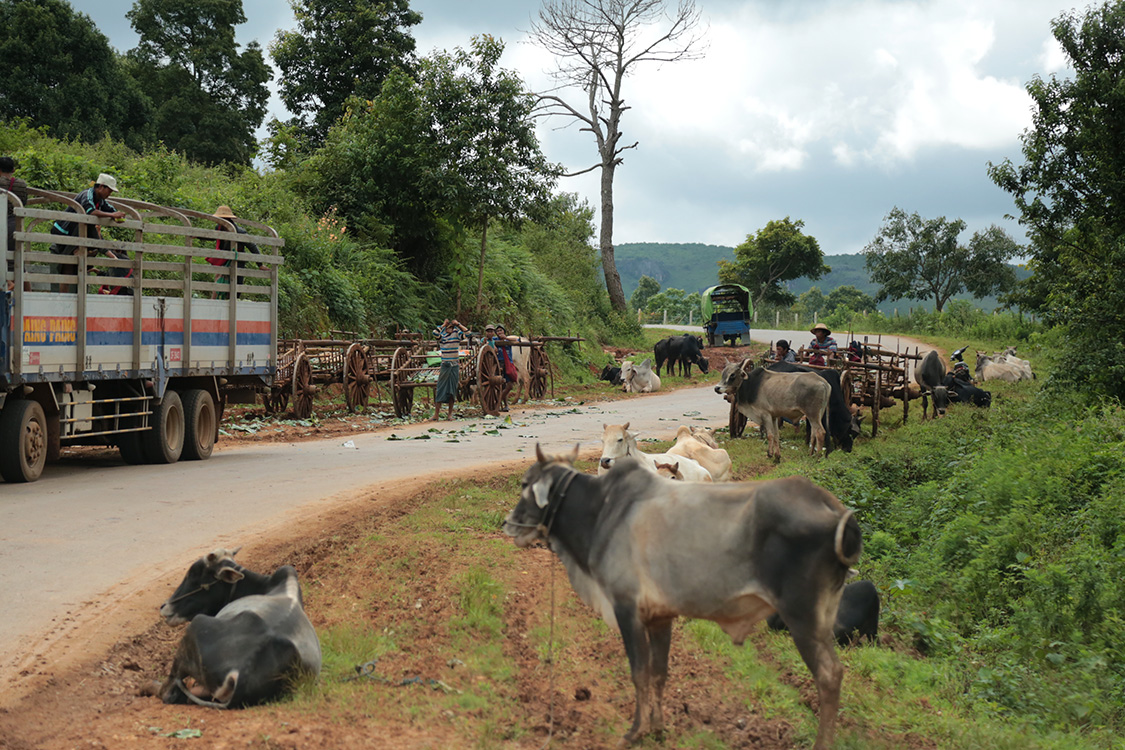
[0, 383, 731, 702]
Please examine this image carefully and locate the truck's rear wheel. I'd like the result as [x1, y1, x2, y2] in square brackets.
[181, 389, 216, 461]
[117, 432, 147, 464]
[143, 391, 184, 464]
[0, 400, 48, 483]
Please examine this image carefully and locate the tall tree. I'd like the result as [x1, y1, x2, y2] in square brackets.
[629, 275, 661, 312]
[824, 285, 876, 316]
[271, 0, 421, 147]
[530, 0, 705, 312]
[302, 69, 449, 277]
[421, 36, 559, 312]
[0, 0, 151, 148]
[717, 217, 829, 309]
[863, 208, 1019, 313]
[127, 0, 271, 165]
[989, 1, 1125, 399]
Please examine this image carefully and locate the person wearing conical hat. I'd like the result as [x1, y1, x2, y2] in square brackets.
[808, 323, 837, 366]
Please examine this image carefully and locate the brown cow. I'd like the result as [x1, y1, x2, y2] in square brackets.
[504, 446, 861, 749]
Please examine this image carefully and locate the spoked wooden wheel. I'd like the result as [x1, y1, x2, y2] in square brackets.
[390, 347, 414, 418]
[840, 369, 855, 407]
[728, 399, 748, 438]
[344, 343, 371, 412]
[528, 346, 552, 400]
[292, 355, 315, 419]
[477, 346, 504, 417]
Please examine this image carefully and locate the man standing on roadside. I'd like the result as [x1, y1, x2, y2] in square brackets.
[432, 318, 468, 421]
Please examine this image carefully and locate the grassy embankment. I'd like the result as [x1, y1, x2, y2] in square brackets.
[205, 332, 1125, 749]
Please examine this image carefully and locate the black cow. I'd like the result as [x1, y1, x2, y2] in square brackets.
[913, 349, 950, 419]
[654, 334, 709, 377]
[767, 579, 880, 647]
[505, 446, 861, 749]
[942, 372, 991, 408]
[768, 362, 861, 453]
[148, 548, 321, 708]
[600, 363, 624, 386]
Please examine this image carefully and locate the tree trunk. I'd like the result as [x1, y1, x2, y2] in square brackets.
[475, 220, 489, 313]
[599, 163, 626, 311]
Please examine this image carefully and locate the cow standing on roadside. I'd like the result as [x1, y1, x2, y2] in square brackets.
[146, 548, 321, 708]
[654, 334, 709, 378]
[914, 349, 951, 419]
[504, 446, 862, 750]
[716, 360, 831, 461]
[767, 362, 861, 453]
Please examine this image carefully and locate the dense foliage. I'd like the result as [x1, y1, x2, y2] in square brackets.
[989, 0, 1125, 402]
[717, 217, 829, 309]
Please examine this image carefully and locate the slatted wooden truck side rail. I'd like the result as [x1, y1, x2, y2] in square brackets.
[0, 186, 282, 483]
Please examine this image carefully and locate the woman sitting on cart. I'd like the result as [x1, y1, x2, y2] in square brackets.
[432, 318, 468, 421]
[808, 323, 837, 366]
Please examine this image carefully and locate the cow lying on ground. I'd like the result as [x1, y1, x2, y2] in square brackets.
[599, 363, 624, 386]
[942, 372, 991, 407]
[666, 424, 732, 481]
[624, 358, 661, 393]
[716, 360, 830, 461]
[767, 362, 861, 453]
[146, 548, 321, 708]
[913, 349, 950, 419]
[654, 334, 710, 377]
[995, 347, 1034, 380]
[767, 579, 880, 647]
[975, 352, 1023, 383]
[599, 422, 712, 481]
[504, 446, 862, 749]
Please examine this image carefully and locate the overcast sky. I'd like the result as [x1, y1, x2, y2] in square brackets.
[85, 0, 1080, 255]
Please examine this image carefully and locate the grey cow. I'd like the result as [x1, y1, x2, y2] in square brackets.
[504, 446, 862, 749]
[716, 359, 831, 461]
[149, 548, 321, 708]
[914, 349, 950, 419]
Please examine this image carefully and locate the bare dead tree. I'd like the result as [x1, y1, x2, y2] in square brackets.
[530, 0, 705, 312]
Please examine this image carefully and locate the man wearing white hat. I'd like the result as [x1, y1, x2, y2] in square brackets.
[49, 173, 130, 292]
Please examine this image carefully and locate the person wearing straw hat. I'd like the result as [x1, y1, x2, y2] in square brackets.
[48, 173, 130, 293]
[208, 204, 262, 299]
[808, 323, 837, 366]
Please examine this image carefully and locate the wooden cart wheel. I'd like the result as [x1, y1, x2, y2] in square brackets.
[292, 354, 315, 419]
[528, 346, 551, 400]
[840, 369, 855, 407]
[390, 347, 414, 418]
[477, 346, 504, 417]
[344, 343, 371, 412]
[728, 399, 747, 438]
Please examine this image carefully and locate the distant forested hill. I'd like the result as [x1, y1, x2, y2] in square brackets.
[615, 243, 1028, 312]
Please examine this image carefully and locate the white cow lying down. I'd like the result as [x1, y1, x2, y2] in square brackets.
[624, 359, 661, 393]
[666, 425, 732, 482]
[598, 422, 712, 481]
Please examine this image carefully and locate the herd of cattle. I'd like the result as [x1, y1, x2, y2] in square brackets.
[139, 337, 1033, 749]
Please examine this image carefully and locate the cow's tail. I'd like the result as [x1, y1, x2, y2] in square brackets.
[834, 509, 862, 568]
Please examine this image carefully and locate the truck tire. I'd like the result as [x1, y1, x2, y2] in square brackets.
[181, 389, 216, 461]
[0, 400, 48, 483]
[143, 391, 184, 464]
[117, 432, 147, 465]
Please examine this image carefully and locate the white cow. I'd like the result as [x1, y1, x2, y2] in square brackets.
[598, 423, 712, 481]
[624, 358, 661, 393]
[666, 425, 732, 481]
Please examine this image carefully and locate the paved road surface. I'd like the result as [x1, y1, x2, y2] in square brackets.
[0, 384, 729, 690]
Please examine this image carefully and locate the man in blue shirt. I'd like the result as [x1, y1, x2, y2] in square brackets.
[432, 318, 468, 420]
[49, 173, 129, 293]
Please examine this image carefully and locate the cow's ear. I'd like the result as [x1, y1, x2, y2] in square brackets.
[566, 443, 580, 464]
[622, 421, 630, 430]
[532, 477, 552, 508]
[535, 444, 548, 464]
[216, 567, 244, 584]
